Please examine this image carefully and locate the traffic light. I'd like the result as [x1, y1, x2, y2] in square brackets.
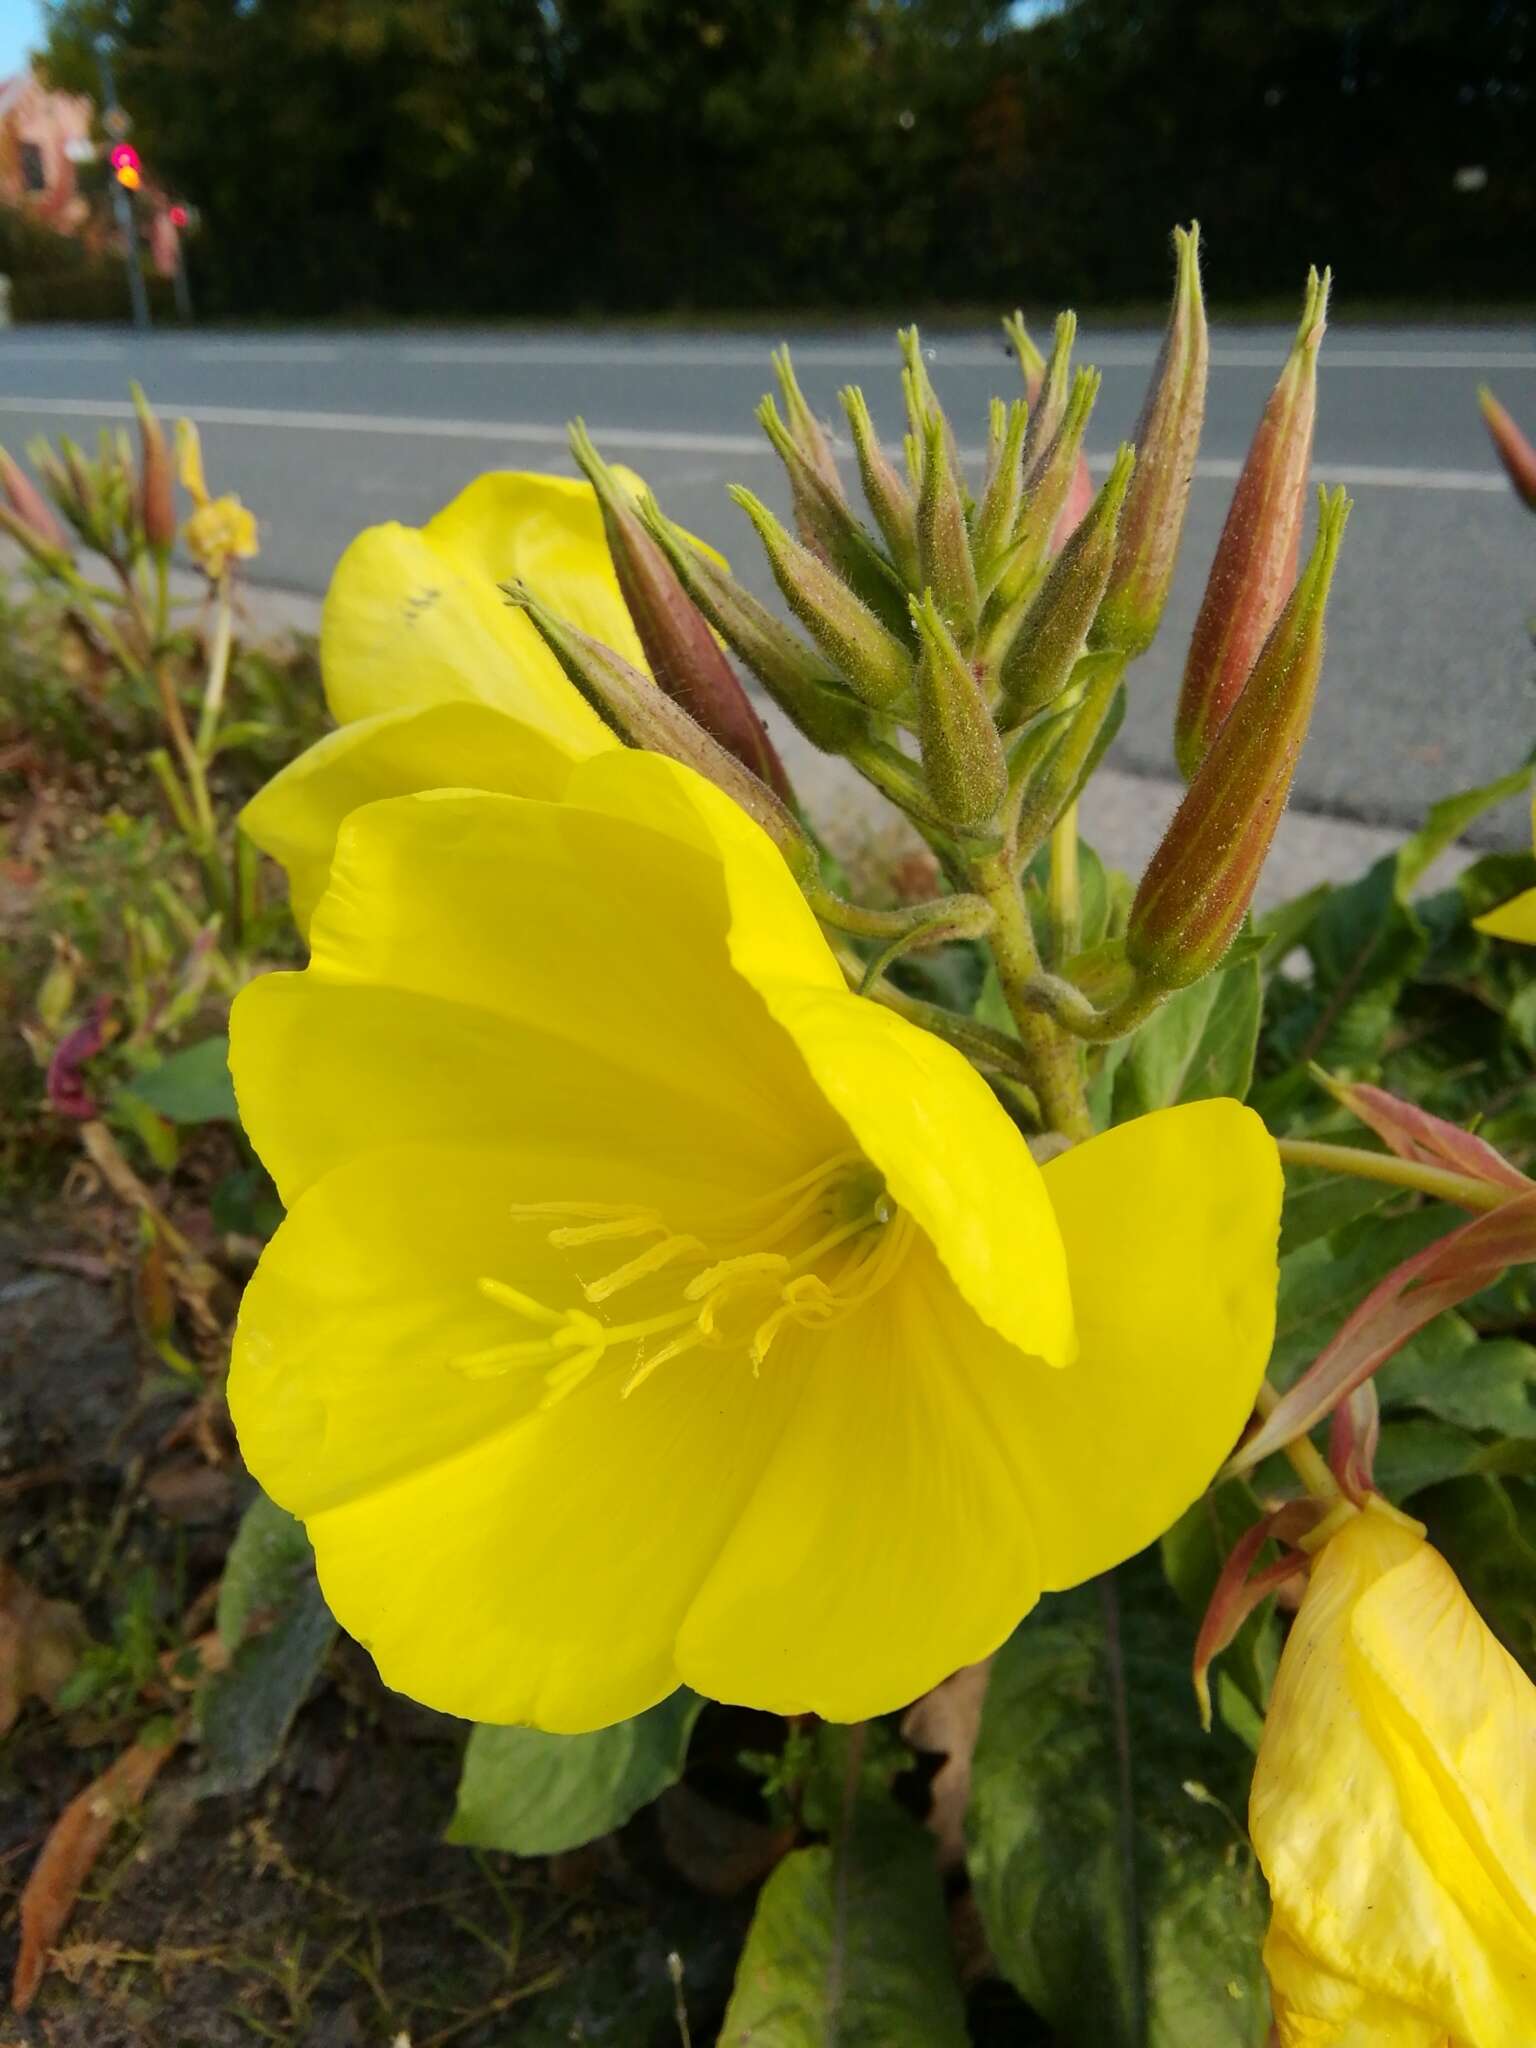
[109, 142, 141, 188]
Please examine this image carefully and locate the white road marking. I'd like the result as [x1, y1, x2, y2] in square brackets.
[0, 395, 1512, 492]
[400, 340, 1536, 373]
[180, 343, 342, 363]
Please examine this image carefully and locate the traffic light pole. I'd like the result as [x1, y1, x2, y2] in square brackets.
[95, 43, 150, 331]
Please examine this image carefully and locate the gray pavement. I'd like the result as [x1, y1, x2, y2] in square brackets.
[1, 319, 1533, 863]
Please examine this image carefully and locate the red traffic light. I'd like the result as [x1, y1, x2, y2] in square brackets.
[168, 204, 189, 228]
[109, 143, 140, 173]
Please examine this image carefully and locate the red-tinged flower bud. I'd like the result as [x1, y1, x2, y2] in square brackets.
[1316, 1070, 1532, 1197]
[1126, 486, 1350, 989]
[839, 384, 919, 586]
[506, 581, 819, 888]
[1176, 268, 1330, 779]
[908, 588, 1007, 832]
[637, 491, 870, 757]
[1479, 385, 1536, 514]
[1093, 222, 1209, 657]
[131, 382, 177, 552]
[729, 485, 914, 717]
[916, 409, 980, 642]
[997, 445, 1135, 726]
[0, 445, 68, 557]
[568, 421, 791, 802]
[756, 394, 907, 634]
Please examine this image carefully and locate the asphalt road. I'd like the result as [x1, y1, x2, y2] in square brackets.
[1, 320, 1533, 841]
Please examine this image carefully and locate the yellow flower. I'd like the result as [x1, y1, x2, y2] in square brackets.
[1473, 798, 1536, 945]
[174, 418, 259, 580]
[240, 469, 648, 931]
[229, 747, 1281, 1733]
[1250, 1497, 1536, 2047]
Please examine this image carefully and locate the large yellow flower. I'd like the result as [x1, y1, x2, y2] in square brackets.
[242, 470, 641, 930]
[229, 747, 1280, 1732]
[1474, 797, 1536, 945]
[1250, 1497, 1536, 2047]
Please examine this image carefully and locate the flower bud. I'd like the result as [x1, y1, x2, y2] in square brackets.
[729, 485, 913, 717]
[1250, 1498, 1536, 2048]
[505, 581, 818, 888]
[756, 394, 907, 633]
[568, 421, 791, 800]
[1093, 222, 1208, 657]
[1126, 486, 1349, 988]
[1176, 267, 1330, 778]
[970, 397, 1028, 586]
[1479, 384, 1536, 514]
[838, 384, 919, 585]
[0, 445, 68, 557]
[1018, 311, 1077, 486]
[898, 325, 961, 487]
[770, 345, 846, 506]
[908, 588, 1007, 832]
[977, 368, 1100, 671]
[637, 491, 869, 756]
[916, 409, 980, 642]
[997, 445, 1135, 726]
[131, 382, 177, 552]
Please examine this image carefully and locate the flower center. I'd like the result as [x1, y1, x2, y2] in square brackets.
[457, 1151, 912, 1406]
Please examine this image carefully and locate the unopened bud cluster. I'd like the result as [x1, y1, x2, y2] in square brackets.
[509, 226, 1350, 1127]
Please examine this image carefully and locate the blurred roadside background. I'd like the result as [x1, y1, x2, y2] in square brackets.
[0, 0, 1533, 847]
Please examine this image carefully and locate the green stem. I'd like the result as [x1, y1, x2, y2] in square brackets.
[195, 573, 234, 760]
[1255, 1379, 1342, 1505]
[1275, 1136, 1506, 1214]
[1047, 799, 1081, 963]
[973, 848, 1092, 1141]
[1009, 653, 1125, 865]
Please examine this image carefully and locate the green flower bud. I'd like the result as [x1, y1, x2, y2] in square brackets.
[997, 445, 1136, 726]
[839, 384, 919, 586]
[1126, 487, 1350, 989]
[1176, 267, 1329, 779]
[908, 588, 1007, 833]
[729, 485, 914, 717]
[756, 393, 908, 635]
[637, 490, 870, 756]
[506, 580, 818, 887]
[1093, 223, 1209, 658]
[917, 409, 980, 643]
[770, 345, 847, 506]
[569, 421, 791, 800]
[1019, 311, 1078, 486]
[971, 397, 1029, 587]
[899, 326, 965, 503]
[977, 367, 1100, 672]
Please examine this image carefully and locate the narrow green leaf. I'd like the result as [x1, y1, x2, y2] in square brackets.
[446, 1690, 703, 1855]
[217, 1490, 315, 1651]
[1397, 761, 1533, 895]
[967, 1566, 1269, 2048]
[719, 1803, 967, 2046]
[198, 1577, 335, 1795]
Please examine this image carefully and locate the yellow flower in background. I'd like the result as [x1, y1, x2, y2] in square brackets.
[1473, 796, 1536, 945]
[1250, 1497, 1536, 2047]
[175, 418, 259, 580]
[241, 470, 646, 931]
[229, 747, 1281, 1732]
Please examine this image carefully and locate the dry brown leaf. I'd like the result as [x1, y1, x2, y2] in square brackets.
[900, 1658, 993, 1870]
[11, 1725, 182, 2012]
[0, 1562, 91, 1738]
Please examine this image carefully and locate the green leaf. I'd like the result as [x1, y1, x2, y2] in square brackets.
[124, 1032, 238, 1124]
[1276, 1164, 1395, 1257]
[1397, 762, 1533, 895]
[217, 1491, 315, 1650]
[1377, 1318, 1536, 1439]
[1270, 1208, 1455, 1385]
[967, 1566, 1270, 2048]
[198, 1577, 335, 1795]
[719, 1804, 967, 2047]
[446, 1690, 703, 1855]
[1419, 1474, 1536, 1674]
[1372, 1418, 1486, 1500]
[1111, 958, 1261, 1121]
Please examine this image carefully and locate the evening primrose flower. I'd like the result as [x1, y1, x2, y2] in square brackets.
[175, 418, 259, 579]
[229, 747, 1281, 1732]
[1473, 797, 1536, 945]
[1250, 1497, 1536, 2047]
[239, 469, 644, 931]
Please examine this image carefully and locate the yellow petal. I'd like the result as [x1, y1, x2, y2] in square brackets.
[239, 701, 581, 935]
[1264, 1926, 1451, 2046]
[1252, 1502, 1536, 2048]
[565, 750, 1075, 1366]
[1474, 886, 1536, 945]
[230, 781, 844, 1207]
[1016, 1100, 1282, 1588]
[674, 1232, 1044, 1720]
[319, 471, 642, 736]
[231, 1143, 800, 1731]
[174, 416, 207, 503]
